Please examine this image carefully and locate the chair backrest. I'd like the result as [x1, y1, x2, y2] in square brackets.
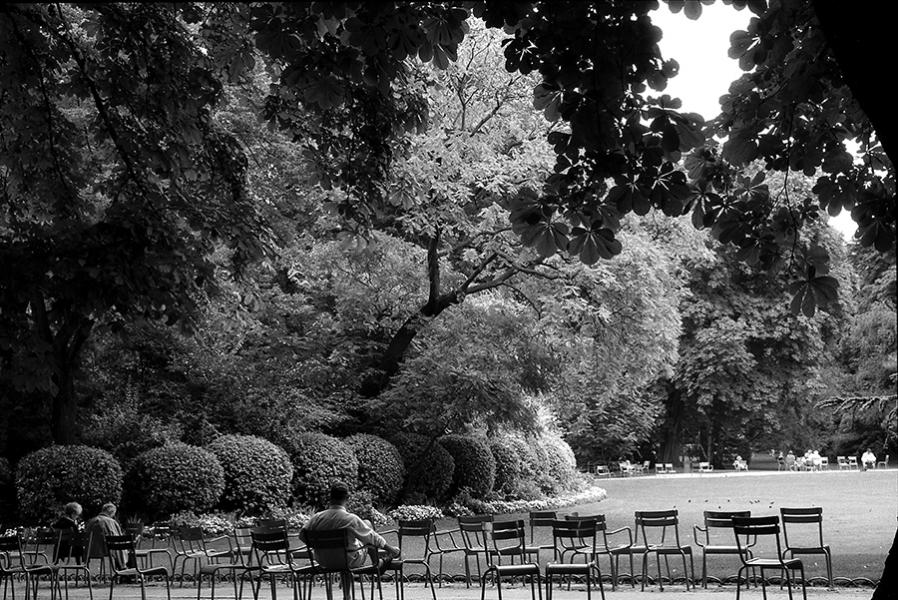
[103, 534, 135, 573]
[490, 520, 527, 563]
[250, 527, 294, 569]
[177, 526, 208, 554]
[655, 464, 665, 474]
[55, 530, 91, 564]
[552, 519, 596, 557]
[23, 528, 57, 565]
[635, 510, 681, 547]
[0, 534, 23, 567]
[458, 515, 493, 550]
[528, 511, 556, 544]
[664, 463, 675, 471]
[732, 516, 784, 563]
[698, 510, 750, 545]
[397, 519, 434, 554]
[303, 528, 353, 571]
[256, 519, 288, 532]
[780, 507, 825, 548]
[847, 456, 858, 468]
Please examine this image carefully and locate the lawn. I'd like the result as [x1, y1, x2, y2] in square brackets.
[425, 469, 896, 585]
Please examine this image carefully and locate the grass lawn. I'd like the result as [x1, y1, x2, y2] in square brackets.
[425, 469, 896, 584]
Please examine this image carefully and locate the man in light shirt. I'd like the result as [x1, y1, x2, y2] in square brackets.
[861, 448, 877, 471]
[300, 483, 400, 572]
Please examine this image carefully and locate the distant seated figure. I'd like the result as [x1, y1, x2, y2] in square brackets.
[785, 451, 796, 470]
[733, 455, 748, 471]
[52, 501, 83, 531]
[86, 502, 128, 569]
[861, 449, 877, 471]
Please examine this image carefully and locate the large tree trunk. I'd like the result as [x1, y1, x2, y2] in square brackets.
[51, 365, 77, 444]
[658, 385, 685, 464]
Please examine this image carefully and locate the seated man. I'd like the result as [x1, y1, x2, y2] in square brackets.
[300, 483, 400, 573]
[861, 448, 877, 471]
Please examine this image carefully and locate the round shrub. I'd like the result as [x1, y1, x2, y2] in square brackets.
[507, 435, 539, 483]
[489, 436, 523, 495]
[286, 432, 358, 509]
[344, 434, 404, 507]
[125, 443, 224, 520]
[391, 433, 454, 503]
[16, 445, 123, 523]
[440, 435, 496, 498]
[206, 435, 293, 515]
[538, 434, 579, 494]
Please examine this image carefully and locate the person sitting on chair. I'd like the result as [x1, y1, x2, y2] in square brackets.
[300, 483, 400, 574]
[86, 502, 129, 569]
[861, 448, 877, 471]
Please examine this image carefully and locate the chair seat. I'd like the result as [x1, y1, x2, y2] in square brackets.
[647, 544, 692, 555]
[786, 545, 830, 554]
[545, 563, 595, 575]
[115, 566, 170, 577]
[703, 545, 742, 554]
[491, 563, 540, 576]
[745, 557, 802, 569]
[199, 562, 253, 575]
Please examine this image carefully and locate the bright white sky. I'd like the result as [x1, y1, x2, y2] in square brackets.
[650, 3, 858, 242]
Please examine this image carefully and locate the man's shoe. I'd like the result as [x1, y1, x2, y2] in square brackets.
[376, 557, 394, 577]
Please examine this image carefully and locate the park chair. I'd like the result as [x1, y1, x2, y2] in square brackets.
[21, 529, 57, 566]
[457, 515, 494, 587]
[819, 457, 829, 470]
[1, 533, 59, 600]
[544, 520, 604, 600]
[847, 456, 859, 471]
[0, 534, 30, 600]
[836, 456, 848, 470]
[481, 520, 541, 600]
[779, 507, 832, 588]
[732, 516, 806, 600]
[174, 527, 233, 586]
[133, 525, 174, 572]
[693, 510, 753, 588]
[877, 454, 890, 469]
[664, 463, 677, 474]
[53, 530, 94, 600]
[698, 462, 714, 473]
[594, 465, 611, 478]
[196, 536, 259, 600]
[633, 510, 694, 591]
[256, 520, 289, 532]
[379, 519, 439, 600]
[527, 512, 557, 562]
[562, 514, 632, 589]
[250, 528, 311, 600]
[654, 464, 666, 475]
[103, 535, 171, 600]
[302, 528, 384, 600]
[618, 461, 635, 477]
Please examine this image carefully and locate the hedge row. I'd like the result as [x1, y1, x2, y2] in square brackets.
[5, 432, 578, 523]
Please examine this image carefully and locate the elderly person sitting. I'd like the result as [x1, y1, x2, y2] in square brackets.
[86, 503, 129, 568]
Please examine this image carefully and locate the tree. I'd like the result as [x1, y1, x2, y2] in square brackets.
[0, 4, 265, 443]
[242, 0, 893, 317]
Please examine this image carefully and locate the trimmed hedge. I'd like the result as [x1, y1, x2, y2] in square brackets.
[16, 445, 122, 523]
[391, 433, 454, 503]
[287, 432, 358, 509]
[489, 436, 523, 495]
[507, 435, 539, 482]
[125, 443, 224, 520]
[440, 435, 496, 498]
[206, 435, 293, 515]
[344, 434, 404, 507]
[538, 434, 579, 494]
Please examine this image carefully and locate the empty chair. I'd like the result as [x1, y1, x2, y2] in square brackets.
[819, 457, 829, 470]
[1, 533, 58, 600]
[664, 463, 677, 474]
[693, 510, 752, 588]
[104, 535, 171, 600]
[877, 454, 890, 469]
[698, 462, 714, 473]
[173, 527, 233, 586]
[633, 510, 694, 591]
[780, 507, 832, 587]
[847, 456, 859, 471]
[732, 516, 806, 600]
[594, 465, 611, 478]
[0, 535, 29, 600]
[54, 530, 94, 600]
[458, 515, 494, 587]
[379, 519, 438, 600]
[563, 514, 632, 590]
[836, 456, 848, 470]
[654, 464, 666, 475]
[544, 520, 604, 600]
[133, 525, 174, 571]
[481, 520, 541, 600]
[528, 512, 558, 562]
[250, 528, 311, 600]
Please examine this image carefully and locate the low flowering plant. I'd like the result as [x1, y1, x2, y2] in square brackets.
[387, 504, 444, 522]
